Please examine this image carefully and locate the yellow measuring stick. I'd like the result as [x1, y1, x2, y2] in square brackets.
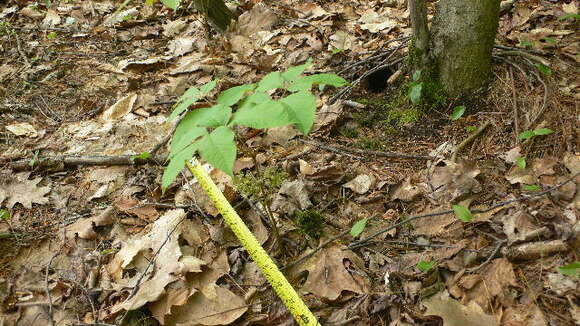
[186, 161, 320, 326]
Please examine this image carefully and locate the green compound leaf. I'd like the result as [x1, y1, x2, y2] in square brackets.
[417, 260, 436, 272]
[518, 130, 536, 140]
[409, 83, 423, 104]
[466, 126, 477, 132]
[451, 106, 466, 121]
[558, 261, 580, 277]
[197, 126, 237, 176]
[256, 71, 284, 92]
[162, 142, 198, 191]
[453, 204, 472, 222]
[522, 184, 541, 191]
[350, 218, 368, 238]
[161, 0, 180, 9]
[217, 84, 256, 107]
[515, 157, 526, 170]
[168, 79, 217, 121]
[279, 91, 317, 135]
[533, 128, 554, 136]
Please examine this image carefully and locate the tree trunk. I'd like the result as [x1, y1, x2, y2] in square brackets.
[194, 0, 233, 31]
[409, 0, 430, 66]
[428, 0, 501, 97]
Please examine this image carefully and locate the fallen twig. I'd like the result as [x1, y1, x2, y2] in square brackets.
[301, 139, 435, 160]
[467, 239, 507, 273]
[451, 121, 491, 162]
[348, 172, 579, 250]
[45, 253, 59, 326]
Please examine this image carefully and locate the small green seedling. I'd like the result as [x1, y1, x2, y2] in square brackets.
[541, 36, 557, 44]
[515, 157, 526, 170]
[131, 152, 150, 161]
[417, 260, 436, 272]
[518, 40, 534, 48]
[0, 209, 10, 220]
[47, 32, 57, 39]
[28, 150, 40, 167]
[408, 70, 423, 104]
[161, 0, 179, 9]
[466, 126, 477, 132]
[558, 13, 580, 21]
[522, 184, 541, 191]
[350, 218, 368, 237]
[534, 63, 552, 76]
[453, 204, 472, 222]
[450, 106, 466, 121]
[558, 261, 580, 277]
[331, 48, 345, 55]
[518, 128, 554, 140]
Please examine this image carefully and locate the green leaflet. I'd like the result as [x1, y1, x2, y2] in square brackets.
[217, 84, 256, 107]
[197, 126, 236, 176]
[350, 218, 368, 237]
[256, 71, 284, 92]
[287, 73, 348, 92]
[168, 79, 217, 121]
[162, 142, 197, 191]
[232, 99, 294, 129]
[452, 204, 472, 222]
[170, 126, 207, 158]
[279, 91, 316, 134]
[451, 106, 466, 121]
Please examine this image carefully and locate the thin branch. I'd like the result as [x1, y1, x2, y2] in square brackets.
[451, 121, 491, 162]
[301, 139, 434, 160]
[467, 239, 507, 273]
[348, 172, 579, 249]
[45, 253, 59, 326]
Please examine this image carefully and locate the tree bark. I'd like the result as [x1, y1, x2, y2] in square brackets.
[409, 0, 430, 65]
[429, 0, 501, 97]
[194, 0, 233, 31]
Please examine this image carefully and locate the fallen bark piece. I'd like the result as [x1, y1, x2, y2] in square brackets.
[504, 240, 568, 261]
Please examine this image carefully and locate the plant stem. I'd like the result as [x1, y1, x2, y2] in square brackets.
[185, 160, 319, 326]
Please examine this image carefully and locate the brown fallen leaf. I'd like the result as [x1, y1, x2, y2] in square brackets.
[290, 243, 368, 300]
[114, 196, 160, 222]
[65, 206, 116, 240]
[1, 172, 51, 209]
[458, 258, 518, 311]
[107, 209, 206, 313]
[423, 290, 499, 326]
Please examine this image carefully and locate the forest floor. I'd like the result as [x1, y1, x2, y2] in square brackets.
[0, 0, 578, 325]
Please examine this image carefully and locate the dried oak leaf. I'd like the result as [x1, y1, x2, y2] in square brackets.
[1, 172, 50, 209]
[65, 206, 116, 239]
[429, 160, 481, 203]
[456, 258, 518, 311]
[423, 290, 499, 326]
[107, 209, 206, 312]
[290, 243, 368, 300]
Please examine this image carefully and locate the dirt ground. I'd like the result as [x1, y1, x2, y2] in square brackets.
[0, 0, 578, 325]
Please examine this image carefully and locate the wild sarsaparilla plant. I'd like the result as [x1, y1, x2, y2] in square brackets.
[161, 59, 347, 326]
[162, 59, 347, 189]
